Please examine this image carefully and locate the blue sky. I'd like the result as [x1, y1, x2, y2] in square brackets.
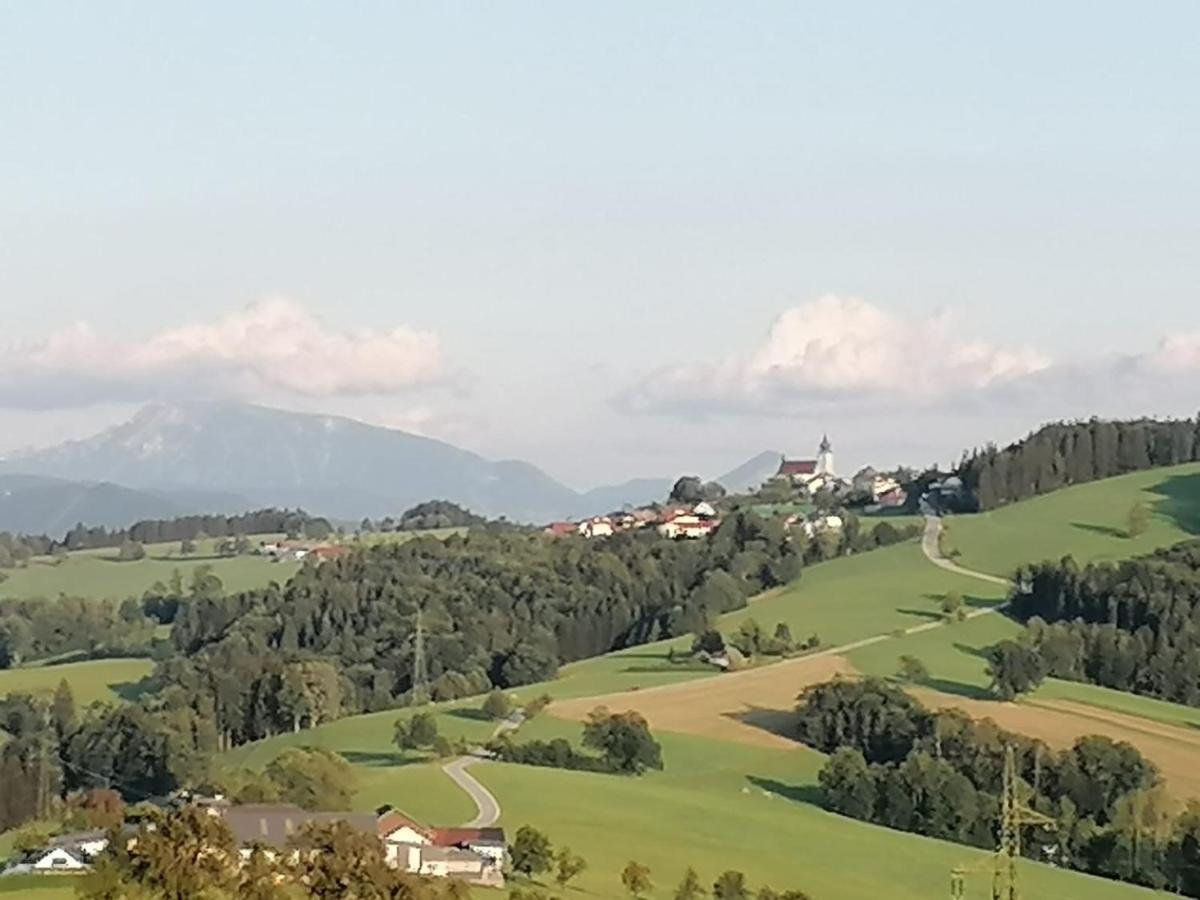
[2, 2, 1199, 486]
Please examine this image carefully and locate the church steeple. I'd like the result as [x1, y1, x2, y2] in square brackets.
[816, 434, 834, 476]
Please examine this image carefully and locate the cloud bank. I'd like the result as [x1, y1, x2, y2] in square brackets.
[0, 298, 443, 409]
[619, 295, 1200, 420]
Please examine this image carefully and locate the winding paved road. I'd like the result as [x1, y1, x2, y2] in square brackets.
[920, 512, 1012, 587]
[443, 757, 502, 827]
[441, 713, 524, 827]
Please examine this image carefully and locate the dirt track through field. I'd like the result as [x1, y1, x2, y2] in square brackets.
[550, 654, 856, 749]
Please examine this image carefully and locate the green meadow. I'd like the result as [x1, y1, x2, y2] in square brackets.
[0, 657, 155, 705]
[944, 462, 1200, 577]
[0, 536, 301, 601]
[472, 723, 1154, 900]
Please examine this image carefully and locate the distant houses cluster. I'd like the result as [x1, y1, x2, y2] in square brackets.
[3, 799, 506, 886]
[775, 436, 908, 511]
[541, 435, 910, 543]
[259, 540, 352, 563]
[543, 501, 721, 541]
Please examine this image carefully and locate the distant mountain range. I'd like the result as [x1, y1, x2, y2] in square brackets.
[0, 402, 776, 532]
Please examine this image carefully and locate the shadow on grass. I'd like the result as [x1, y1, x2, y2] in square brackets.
[620, 663, 712, 675]
[919, 677, 994, 701]
[341, 750, 425, 768]
[746, 775, 824, 807]
[896, 607, 942, 622]
[445, 707, 491, 722]
[952, 641, 993, 660]
[112, 676, 160, 702]
[1071, 522, 1128, 539]
[1148, 473, 1200, 536]
[724, 705, 798, 743]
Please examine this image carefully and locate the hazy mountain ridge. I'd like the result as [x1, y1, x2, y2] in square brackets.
[0, 473, 251, 535]
[0, 403, 773, 527]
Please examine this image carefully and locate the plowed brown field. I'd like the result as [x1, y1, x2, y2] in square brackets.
[550, 653, 855, 748]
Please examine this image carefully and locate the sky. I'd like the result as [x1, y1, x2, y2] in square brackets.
[2, 2, 1199, 488]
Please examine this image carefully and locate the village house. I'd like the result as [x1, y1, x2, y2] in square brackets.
[577, 517, 615, 539]
[1, 831, 109, 876]
[657, 511, 718, 539]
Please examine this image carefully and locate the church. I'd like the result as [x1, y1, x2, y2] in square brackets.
[777, 436, 835, 485]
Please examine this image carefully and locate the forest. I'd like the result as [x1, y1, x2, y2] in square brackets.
[988, 539, 1200, 705]
[799, 678, 1200, 895]
[956, 417, 1200, 510]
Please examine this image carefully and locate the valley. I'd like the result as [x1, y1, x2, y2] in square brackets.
[6, 454, 1200, 899]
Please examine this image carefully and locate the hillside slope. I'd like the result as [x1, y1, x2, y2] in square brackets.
[943, 462, 1200, 576]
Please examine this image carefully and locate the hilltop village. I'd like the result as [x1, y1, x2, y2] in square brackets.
[543, 436, 910, 541]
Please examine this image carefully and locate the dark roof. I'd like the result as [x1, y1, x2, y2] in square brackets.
[220, 804, 378, 850]
[433, 827, 506, 847]
[49, 830, 107, 848]
[778, 459, 817, 476]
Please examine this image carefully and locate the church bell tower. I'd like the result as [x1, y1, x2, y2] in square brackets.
[816, 435, 834, 476]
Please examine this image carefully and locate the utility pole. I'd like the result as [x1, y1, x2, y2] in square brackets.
[411, 606, 430, 706]
[950, 744, 1057, 900]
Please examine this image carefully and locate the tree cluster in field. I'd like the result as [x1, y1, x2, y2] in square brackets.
[987, 539, 1200, 705]
[0, 671, 358, 834]
[0, 595, 160, 668]
[361, 500, 488, 534]
[71, 805, 476, 900]
[1, 677, 227, 830]
[507, 825, 811, 900]
[956, 417, 1200, 511]
[800, 678, 1200, 895]
[488, 707, 663, 776]
[215, 747, 359, 811]
[669, 476, 727, 505]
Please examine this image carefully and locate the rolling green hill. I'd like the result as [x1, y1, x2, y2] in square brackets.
[943, 462, 1200, 577]
[0, 657, 155, 705]
[0, 536, 301, 601]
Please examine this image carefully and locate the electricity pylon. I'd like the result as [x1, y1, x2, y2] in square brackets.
[950, 745, 1057, 900]
[411, 606, 430, 706]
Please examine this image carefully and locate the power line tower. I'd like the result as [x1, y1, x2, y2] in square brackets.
[950, 745, 1057, 900]
[411, 606, 430, 706]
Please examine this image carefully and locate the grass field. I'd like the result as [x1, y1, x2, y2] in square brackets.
[472, 723, 1156, 900]
[0, 657, 155, 704]
[0, 875, 79, 897]
[944, 462, 1200, 576]
[0, 535, 301, 601]
[0, 529, 464, 602]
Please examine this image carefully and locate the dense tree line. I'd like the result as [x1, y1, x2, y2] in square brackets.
[957, 417, 1200, 510]
[799, 678, 1200, 894]
[0, 681, 214, 830]
[989, 540, 1200, 705]
[61, 508, 334, 551]
[394, 500, 487, 531]
[0, 596, 160, 668]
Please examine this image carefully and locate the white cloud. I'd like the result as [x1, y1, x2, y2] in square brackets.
[619, 295, 1051, 416]
[0, 298, 443, 409]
